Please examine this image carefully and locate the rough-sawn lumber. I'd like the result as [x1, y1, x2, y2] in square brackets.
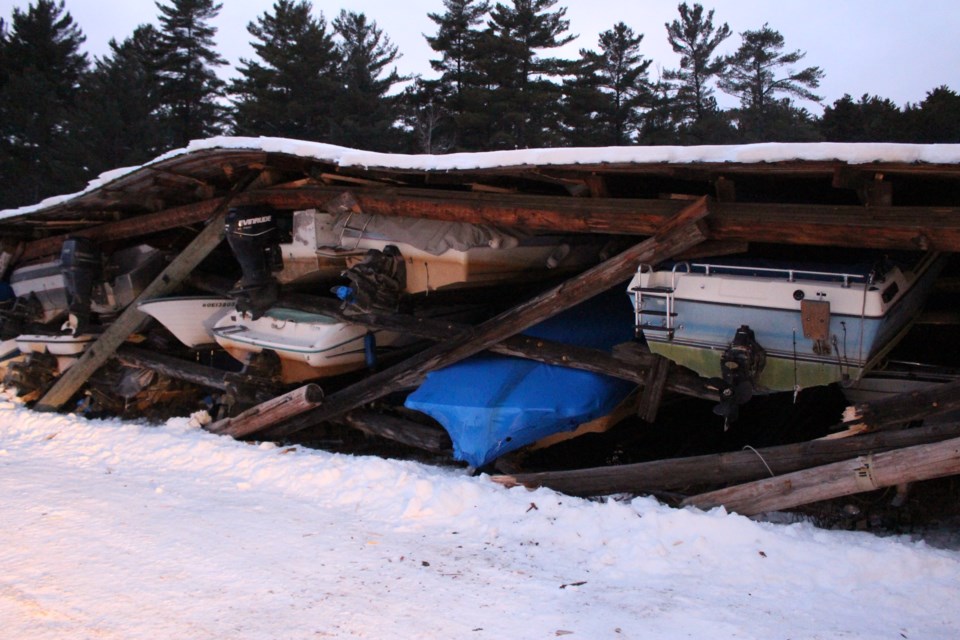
[682, 432, 960, 515]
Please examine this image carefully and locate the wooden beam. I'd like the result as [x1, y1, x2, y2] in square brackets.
[277, 292, 715, 401]
[682, 434, 960, 516]
[206, 384, 324, 436]
[492, 421, 960, 497]
[32, 175, 259, 411]
[18, 182, 960, 261]
[218, 197, 711, 441]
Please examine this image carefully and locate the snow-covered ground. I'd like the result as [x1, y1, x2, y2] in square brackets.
[2, 394, 959, 640]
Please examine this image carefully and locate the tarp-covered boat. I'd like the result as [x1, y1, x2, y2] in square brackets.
[404, 288, 636, 468]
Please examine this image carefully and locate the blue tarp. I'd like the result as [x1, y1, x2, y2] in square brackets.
[404, 287, 636, 468]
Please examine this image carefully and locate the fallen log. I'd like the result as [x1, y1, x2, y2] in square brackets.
[115, 346, 230, 391]
[341, 410, 451, 454]
[222, 196, 710, 440]
[206, 384, 324, 436]
[681, 433, 960, 516]
[491, 421, 960, 497]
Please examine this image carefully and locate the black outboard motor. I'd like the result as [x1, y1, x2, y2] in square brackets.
[710, 324, 767, 425]
[224, 206, 283, 319]
[337, 245, 407, 314]
[60, 236, 102, 334]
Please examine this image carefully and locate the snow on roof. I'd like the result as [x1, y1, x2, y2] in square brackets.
[4, 136, 960, 221]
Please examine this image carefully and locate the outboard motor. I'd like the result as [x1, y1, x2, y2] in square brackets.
[710, 324, 767, 425]
[224, 206, 283, 319]
[336, 245, 407, 314]
[60, 236, 102, 334]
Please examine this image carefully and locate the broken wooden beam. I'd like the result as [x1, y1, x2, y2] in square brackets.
[682, 433, 960, 516]
[224, 196, 710, 441]
[206, 384, 324, 436]
[491, 421, 960, 497]
[277, 292, 715, 402]
[842, 377, 960, 432]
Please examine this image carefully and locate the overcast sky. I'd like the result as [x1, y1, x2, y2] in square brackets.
[3, 0, 959, 112]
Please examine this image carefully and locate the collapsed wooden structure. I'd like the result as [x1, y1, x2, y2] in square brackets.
[2, 139, 960, 517]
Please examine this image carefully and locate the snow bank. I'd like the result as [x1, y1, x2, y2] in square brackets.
[2, 397, 959, 639]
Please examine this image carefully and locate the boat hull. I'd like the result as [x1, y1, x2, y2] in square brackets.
[138, 296, 235, 348]
[630, 255, 945, 392]
[212, 307, 405, 383]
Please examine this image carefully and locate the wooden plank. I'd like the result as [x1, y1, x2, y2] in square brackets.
[219, 197, 711, 440]
[492, 421, 960, 497]
[32, 175, 259, 411]
[206, 384, 324, 436]
[681, 435, 960, 516]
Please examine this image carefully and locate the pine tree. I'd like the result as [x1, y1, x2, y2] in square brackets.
[718, 24, 824, 141]
[72, 25, 167, 175]
[904, 86, 960, 143]
[820, 93, 904, 142]
[664, 2, 731, 142]
[473, 0, 575, 149]
[0, 0, 89, 208]
[562, 22, 652, 146]
[154, 0, 227, 149]
[229, 0, 338, 141]
[330, 10, 405, 151]
[425, 0, 490, 107]
[423, 0, 490, 150]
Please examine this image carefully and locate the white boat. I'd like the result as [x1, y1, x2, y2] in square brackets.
[9, 259, 68, 323]
[6, 244, 165, 327]
[137, 296, 235, 348]
[628, 253, 947, 413]
[14, 332, 95, 371]
[211, 307, 407, 383]
[279, 209, 606, 293]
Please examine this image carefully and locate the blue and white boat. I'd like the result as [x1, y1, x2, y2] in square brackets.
[404, 289, 636, 468]
[628, 252, 946, 407]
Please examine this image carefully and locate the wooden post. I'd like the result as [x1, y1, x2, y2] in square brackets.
[222, 196, 710, 440]
[33, 174, 260, 411]
[206, 384, 324, 436]
[637, 354, 670, 423]
[682, 435, 960, 516]
[491, 421, 960, 497]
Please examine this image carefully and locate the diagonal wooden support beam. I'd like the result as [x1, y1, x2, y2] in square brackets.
[219, 196, 710, 441]
[33, 176, 260, 412]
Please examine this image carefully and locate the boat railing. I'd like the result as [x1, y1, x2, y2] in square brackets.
[690, 263, 868, 288]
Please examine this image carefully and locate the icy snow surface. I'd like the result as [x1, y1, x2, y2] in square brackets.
[2, 395, 959, 639]
[3, 137, 960, 221]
